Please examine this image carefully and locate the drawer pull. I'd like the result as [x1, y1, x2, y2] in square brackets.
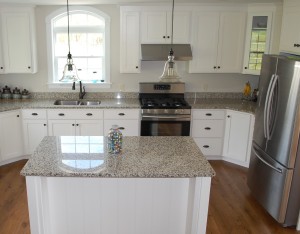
[205, 113, 212, 116]
[58, 113, 65, 116]
[204, 127, 211, 130]
[119, 127, 125, 130]
[32, 113, 38, 116]
[203, 145, 210, 148]
[118, 113, 125, 116]
[86, 113, 93, 116]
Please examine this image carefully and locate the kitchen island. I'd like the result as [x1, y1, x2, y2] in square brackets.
[21, 136, 215, 234]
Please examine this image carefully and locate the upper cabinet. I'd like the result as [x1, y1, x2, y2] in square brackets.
[189, 10, 246, 73]
[0, 7, 37, 74]
[120, 8, 141, 73]
[242, 12, 273, 75]
[141, 10, 191, 44]
[279, 0, 300, 55]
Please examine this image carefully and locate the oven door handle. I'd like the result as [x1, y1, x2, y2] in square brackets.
[142, 115, 191, 121]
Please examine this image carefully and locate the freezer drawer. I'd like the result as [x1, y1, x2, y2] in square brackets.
[247, 143, 293, 224]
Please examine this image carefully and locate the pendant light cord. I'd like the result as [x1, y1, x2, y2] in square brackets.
[171, 0, 174, 47]
[67, 0, 71, 54]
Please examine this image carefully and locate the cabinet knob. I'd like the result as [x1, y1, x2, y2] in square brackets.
[217, 66, 220, 69]
[118, 113, 125, 116]
[167, 36, 170, 38]
[58, 113, 65, 116]
[119, 127, 125, 130]
[227, 115, 231, 118]
[203, 145, 210, 148]
[76, 124, 79, 126]
[204, 127, 211, 130]
[86, 113, 93, 116]
[213, 66, 217, 69]
[163, 36, 166, 38]
[28, 66, 31, 69]
[0, 67, 3, 69]
[44, 124, 47, 126]
[17, 115, 19, 117]
[136, 66, 139, 69]
[244, 66, 248, 69]
[72, 124, 75, 126]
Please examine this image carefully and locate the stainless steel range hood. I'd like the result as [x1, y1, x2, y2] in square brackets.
[141, 44, 192, 61]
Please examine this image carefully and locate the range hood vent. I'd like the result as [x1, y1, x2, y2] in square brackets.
[141, 44, 192, 61]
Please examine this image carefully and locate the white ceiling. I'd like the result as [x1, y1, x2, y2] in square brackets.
[0, 0, 283, 6]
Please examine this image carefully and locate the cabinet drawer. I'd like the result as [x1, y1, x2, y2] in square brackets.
[48, 109, 103, 120]
[104, 120, 139, 136]
[192, 109, 225, 120]
[22, 109, 47, 119]
[104, 109, 140, 120]
[194, 138, 223, 156]
[192, 120, 224, 138]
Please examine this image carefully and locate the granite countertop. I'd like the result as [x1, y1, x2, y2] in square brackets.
[20, 136, 215, 178]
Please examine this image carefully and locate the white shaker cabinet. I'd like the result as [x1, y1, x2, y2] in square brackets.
[48, 109, 104, 136]
[279, 0, 300, 55]
[104, 109, 140, 136]
[223, 110, 255, 167]
[0, 110, 24, 164]
[141, 10, 191, 44]
[22, 109, 48, 155]
[120, 9, 141, 73]
[0, 7, 37, 73]
[189, 10, 246, 73]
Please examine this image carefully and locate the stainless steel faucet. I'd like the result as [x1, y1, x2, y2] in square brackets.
[72, 81, 86, 99]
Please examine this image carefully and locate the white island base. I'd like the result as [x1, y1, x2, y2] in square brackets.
[26, 176, 211, 234]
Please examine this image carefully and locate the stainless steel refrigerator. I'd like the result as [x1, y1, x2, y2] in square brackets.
[247, 54, 300, 227]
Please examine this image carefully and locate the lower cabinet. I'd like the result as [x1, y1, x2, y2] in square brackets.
[22, 109, 48, 155]
[192, 109, 255, 168]
[223, 110, 255, 167]
[0, 110, 24, 164]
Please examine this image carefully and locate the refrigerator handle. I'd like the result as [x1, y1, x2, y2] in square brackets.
[264, 74, 276, 139]
[252, 146, 283, 174]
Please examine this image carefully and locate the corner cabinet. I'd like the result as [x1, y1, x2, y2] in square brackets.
[0, 7, 37, 73]
[140, 10, 191, 44]
[279, 0, 300, 55]
[120, 8, 141, 73]
[189, 10, 246, 73]
[242, 11, 273, 75]
[223, 110, 255, 167]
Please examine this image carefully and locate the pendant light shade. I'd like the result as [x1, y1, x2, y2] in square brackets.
[160, 0, 181, 82]
[59, 0, 80, 82]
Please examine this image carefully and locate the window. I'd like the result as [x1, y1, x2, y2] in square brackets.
[46, 7, 110, 88]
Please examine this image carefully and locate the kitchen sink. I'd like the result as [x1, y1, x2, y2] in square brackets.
[53, 100, 101, 106]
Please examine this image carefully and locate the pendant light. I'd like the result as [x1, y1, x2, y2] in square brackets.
[59, 0, 79, 82]
[160, 0, 181, 82]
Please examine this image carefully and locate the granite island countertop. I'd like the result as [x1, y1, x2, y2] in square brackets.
[20, 136, 215, 178]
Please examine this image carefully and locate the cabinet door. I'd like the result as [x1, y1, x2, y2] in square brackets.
[217, 12, 246, 73]
[23, 120, 48, 155]
[120, 10, 141, 73]
[76, 120, 103, 136]
[104, 120, 139, 136]
[1, 8, 37, 73]
[189, 11, 219, 73]
[141, 11, 167, 43]
[279, 6, 300, 55]
[0, 111, 23, 161]
[166, 11, 191, 43]
[243, 13, 273, 75]
[223, 111, 254, 167]
[48, 120, 76, 136]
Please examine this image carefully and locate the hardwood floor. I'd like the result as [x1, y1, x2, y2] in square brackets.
[0, 160, 299, 234]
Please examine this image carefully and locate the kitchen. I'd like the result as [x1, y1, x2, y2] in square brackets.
[0, 0, 300, 233]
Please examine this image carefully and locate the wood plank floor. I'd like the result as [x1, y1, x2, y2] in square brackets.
[0, 159, 299, 234]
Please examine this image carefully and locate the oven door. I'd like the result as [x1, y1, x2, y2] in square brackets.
[141, 115, 191, 136]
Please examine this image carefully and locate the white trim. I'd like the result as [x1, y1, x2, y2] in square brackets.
[46, 6, 111, 88]
[47, 82, 111, 90]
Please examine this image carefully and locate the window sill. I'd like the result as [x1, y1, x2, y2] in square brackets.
[47, 82, 112, 90]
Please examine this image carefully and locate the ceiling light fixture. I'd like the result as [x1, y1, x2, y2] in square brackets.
[160, 0, 181, 82]
[59, 0, 79, 83]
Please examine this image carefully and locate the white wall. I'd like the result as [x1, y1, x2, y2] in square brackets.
[0, 4, 260, 93]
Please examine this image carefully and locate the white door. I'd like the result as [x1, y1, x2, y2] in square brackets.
[217, 12, 246, 73]
[141, 11, 167, 43]
[23, 120, 48, 154]
[223, 111, 252, 165]
[120, 10, 141, 73]
[1, 10, 33, 73]
[76, 120, 103, 136]
[48, 120, 76, 136]
[189, 11, 219, 73]
[0, 110, 23, 161]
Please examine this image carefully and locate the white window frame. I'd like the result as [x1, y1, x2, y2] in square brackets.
[46, 6, 111, 89]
